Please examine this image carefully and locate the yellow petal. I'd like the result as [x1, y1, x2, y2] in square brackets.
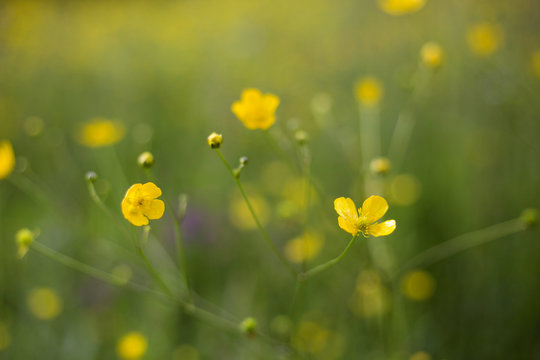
[124, 183, 142, 198]
[231, 101, 246, 119]
[0, 140, 16, 180]
[242, 88, 262, 102]
[362, 195, 388, 223]
[126, 212, 149, 227]
[338, 216, 358, 235]
[144, 199, 165, 220]
[141, 182, 161, 199]
[368, 220, 396, 237]
[263, 94, 280, 112]
[334, 197, 359, 223]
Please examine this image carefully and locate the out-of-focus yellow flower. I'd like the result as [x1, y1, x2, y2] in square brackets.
[370, 157, 391, 175]
[121, 182, 165, 226]
[173, 344, 200, 360]
[116, 332, 148, 360]
[334, 196, 396, 237]
[410, 350, 432, 360]
[532, 50, 540, 80]
[467, 22, 503, 57]
[229, 192, 269, 230]
[284, 232, 323, 263]
[420, 42, 444, 69]
[231, 88, 280, 130]
[111, 264, 133, 285]
[350, 270, 391, 317]
[292, 321, 330, 354]
[77, 117, 125, 147]
[401, 269, 436, 301]
[15, 228, 37, 259]
[0, 140, 15, 180]
[27, 287, 63, 320]
[354, 77, 383, 107]
[389, 174, 421, 206]
[378, 0, 426, 15]
[0, 322, 10, 351]
[24, 116, 44, 137]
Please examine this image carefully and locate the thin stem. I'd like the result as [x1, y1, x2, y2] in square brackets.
[87, 180, 132, 244]
[143, 168, 192, 298]
[215, 149, 297, 276]
[135, 227, 175, 298]
[31, 241, 126, 286]
[395, 218, 526, 277]
[300, 234, 358, 281]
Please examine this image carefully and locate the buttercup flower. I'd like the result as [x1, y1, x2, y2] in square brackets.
[378, 0, 426, 16]
[354, 77, 383, 107]
[121, 182, 165, 226]
[231, 88, 280, 130]
[207, 132, 223, 148]
[334, 196, 396, 237]
[420, 42, 444, 69]
[77, 117, 125, 147]
[117, 332, 148, 360]
[467, 22, 503, 57]
[0, 140, 15, 180]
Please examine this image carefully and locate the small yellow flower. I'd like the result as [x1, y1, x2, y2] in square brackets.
[231, 88, 280, 130]
[15, 228, 37, 259]
[401, 269, 436, 301]
[467, 22, 503, 57]
[532, 50, 540, 80]
[410, 351, 432, 360]
[284, 232, 323, 263]
[0, 140, 15, 180]
[334, 196, 396, 237]
[378, 0, 426, 15]
[27, 287, 63, 320]
[121, 182, 165, 226]
[207, 132, 223, 148]
[354, 77, 383, 107]
[370, 157, 391, 175]
[116, 332, 148, 360]
[420, 41, 444, 69]
[77, 117, 125, 147]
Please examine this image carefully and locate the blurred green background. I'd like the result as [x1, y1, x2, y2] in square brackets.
[1, 0, 540, 359]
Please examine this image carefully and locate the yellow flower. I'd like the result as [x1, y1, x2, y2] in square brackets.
[532, 50, 540, 80]
[207, 132, 223, 148]
[0, 140, 15, 180]
[370, 157, 391, 175]
[117, 332, 148, 360]
[420, 41, 444, 69]
[231, 88, 280, 130]
[334, 196, 396, 237]
[410, 351, 432, 360]
[121, 182, 165, 226]
[467, 22, 503, 57]
[354, 77, 383, 107]
[284, 232, 323, 263]
[401, 269, 436, 301]
[378, 0, 426, 15]
[77, 117, 125, 147]
[27, 287, 63, 320]
[15, 228, 37, 259]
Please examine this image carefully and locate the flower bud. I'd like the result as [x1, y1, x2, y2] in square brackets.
[137, 151, 155, 169]
[295, 130, 309, 145]
[240, 156, 249, 166]
[240, 317, 257, 337]
[420, 42, 444, 69]
[207, 132, 223, 149]
[16, 228, 37, 259]
[85, 171, 98, 183]
[370, 157, 391, 175]
[520, 208, 539, 229]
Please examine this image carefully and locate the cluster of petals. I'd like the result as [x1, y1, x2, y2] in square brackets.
[334, 195, 396, 237]
[121, 182, 165, 226]
[231, 88, 280, 130]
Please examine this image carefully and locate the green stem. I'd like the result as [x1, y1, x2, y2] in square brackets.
[301, 234, 358, 281]
[215, 149, 297, 276]
[395, 218, 526, 277]
[143, 168, 192, 298]
[87, 180, 132, 245]
[136, 227, 175, 298]
[31, 241, 127, 287]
